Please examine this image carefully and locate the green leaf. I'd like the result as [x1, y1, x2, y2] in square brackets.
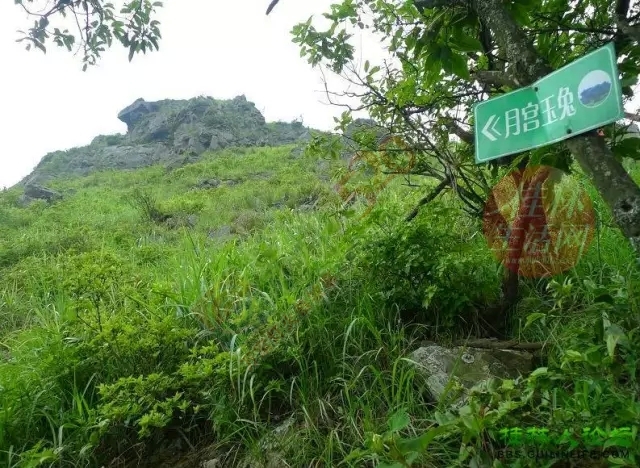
[506, 153, 528, 172]
[396, 425, 450, 455]
[342, 448, 367, 462]
[507, 1, 533, 26]
[584, 346, 604, 366]
[414, 37, 427, 59]
[562, 350, 583, 367]
[449, 34, 483, 53]
[501, 379, 515, 390]
[440, 43, 472, 80]
[438, 45, 453, 73]
[388, 409, 410, 433]
[422, 44, 443, 77]
[449, 52, 470, 79]
[613, 137, 640, 160]
[461, 413, 479, 433]
[406, 28, 418, 51]
[593, 293, 614, 304]
[524, 312, 546, 329]
[604, 434, 633, 449]
[592, 317, 605, 344]
[621, 75, 638, 88]
[434, 411, 456, 426]
[605, 324, 626, 357]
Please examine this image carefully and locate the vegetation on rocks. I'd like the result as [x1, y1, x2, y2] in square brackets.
[20, 95, 312, 186]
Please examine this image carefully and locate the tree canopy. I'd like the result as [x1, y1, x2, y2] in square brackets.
[13, 0, 163, 69]
[291, 0, 640, 257]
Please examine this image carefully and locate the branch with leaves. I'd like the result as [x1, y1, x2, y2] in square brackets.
[13, 0, 163, 69]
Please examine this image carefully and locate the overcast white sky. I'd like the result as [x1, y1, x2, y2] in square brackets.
[0, 0, 386, 189]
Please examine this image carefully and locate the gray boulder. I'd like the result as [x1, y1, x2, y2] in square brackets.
[238, 417, 297, 468]
[195, 179, 222, 190]
[164, 214, 198, 229]
[208, 225, 232, 239]
[409, 344, 534, 406]
[23, 184, 62, 203]
[123, 95, 270, 149]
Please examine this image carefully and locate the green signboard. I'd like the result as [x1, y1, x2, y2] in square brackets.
[474, 42, 624, 164]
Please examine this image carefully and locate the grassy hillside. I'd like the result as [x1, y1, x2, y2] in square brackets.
[0, 144, 639, 467]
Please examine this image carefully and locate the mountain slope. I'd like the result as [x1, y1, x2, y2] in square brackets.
[0, 144, 340, 273]
[1, 99, 640, 468]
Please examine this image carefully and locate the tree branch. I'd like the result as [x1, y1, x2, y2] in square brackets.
[472, 70, 518, 89]
[414, 0, 466, 11]
[443, 120, 474, 144]
[266, 0, 280, 15]
[625, 111, 640, 122]
[617, 18, 640, 42]
[615, 0, 640, 45]
[405, 177, 450, 221]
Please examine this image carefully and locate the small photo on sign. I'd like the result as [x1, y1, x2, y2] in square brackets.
[578, 70, 613, 108]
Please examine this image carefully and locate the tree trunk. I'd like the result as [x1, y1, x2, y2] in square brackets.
[472, 0, 640, 257]
[624, 111, 640, 122]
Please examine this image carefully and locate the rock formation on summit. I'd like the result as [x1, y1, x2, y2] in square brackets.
[19, 95, 312, 186]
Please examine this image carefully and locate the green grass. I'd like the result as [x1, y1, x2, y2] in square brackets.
[0, 145, 639, 467]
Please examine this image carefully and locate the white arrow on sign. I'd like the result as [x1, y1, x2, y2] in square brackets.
[482, 115, 501, 141]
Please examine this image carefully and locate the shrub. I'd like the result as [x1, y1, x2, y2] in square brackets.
[351, 200, 500, 334]
[127, 189, 169, 223]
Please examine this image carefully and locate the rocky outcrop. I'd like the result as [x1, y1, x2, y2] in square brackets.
[117, 98, 159, 131]
[18, 183, 63, 206]
[119, 95, 307, 152]
[18, 95, 313, 186]
[207, 225, 232, 240]
[192, 178, 239, 190]
[236, 417, 297, 468]
[195, 179, 222, 190]
[409, 343, 534, 407]
[23, 184, 62, 202]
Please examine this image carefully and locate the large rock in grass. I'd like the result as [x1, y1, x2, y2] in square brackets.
[237, 417, 297, 468]
[24, 184, 61, 202]
[19, 183, 63, 206]
[409, 344, 534, 406]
